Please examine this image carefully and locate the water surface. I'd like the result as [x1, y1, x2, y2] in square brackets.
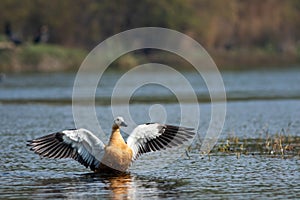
[0, 69, 299, 199]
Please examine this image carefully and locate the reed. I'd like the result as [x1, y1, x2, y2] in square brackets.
[189, 125, 300, 159]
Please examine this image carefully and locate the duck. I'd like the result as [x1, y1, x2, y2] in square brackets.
[27, 116, 195, 173]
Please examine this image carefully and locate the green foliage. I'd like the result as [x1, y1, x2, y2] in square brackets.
[0, 0, 300, 70]
[18, 45, 42, 66]
[0, 34, 6, 42]
[1, 0, 297, 51]
[0, 49, 12, 66]
[18, 44, 85, 65]
[0, 44, 87, 72]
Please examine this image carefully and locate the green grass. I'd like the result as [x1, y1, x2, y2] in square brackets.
[1, 36, 300, 72]
[0, 34, 6, 42]
[0, 43, 87, 72]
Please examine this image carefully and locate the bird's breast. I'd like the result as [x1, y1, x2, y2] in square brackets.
[98, 142, 133, 172]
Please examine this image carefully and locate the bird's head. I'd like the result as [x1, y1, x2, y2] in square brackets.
[113, 116, 127, 128]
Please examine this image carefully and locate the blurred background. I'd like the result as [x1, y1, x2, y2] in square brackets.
[0, 0, 300, 72]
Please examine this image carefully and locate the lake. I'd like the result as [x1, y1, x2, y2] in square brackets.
[0, 68, 299, 199]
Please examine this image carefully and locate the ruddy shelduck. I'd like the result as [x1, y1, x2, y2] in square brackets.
[27, 116, 195, 173]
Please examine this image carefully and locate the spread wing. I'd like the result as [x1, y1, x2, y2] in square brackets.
[126, 123, 195, 161]
[27, 128, 105, 171]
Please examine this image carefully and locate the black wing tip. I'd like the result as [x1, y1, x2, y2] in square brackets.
[26, 132, 65, 154]
[27, 131, 101, 171]
[165, 125, 196, 135]
[165, 124, 194, 130]
[27, 131, 65, 143]
[145, 122, 155, 125]
[144, 123, 195, 132]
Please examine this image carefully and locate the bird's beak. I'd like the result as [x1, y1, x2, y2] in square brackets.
[121, 121, 128, 127]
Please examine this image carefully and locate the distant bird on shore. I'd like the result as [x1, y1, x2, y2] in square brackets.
[33, 25, 49, 44]
[27, 116, 195, 173]
[4, 22, 22, 45]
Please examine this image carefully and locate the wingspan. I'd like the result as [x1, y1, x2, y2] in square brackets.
[27, 128, 105, 171]
[126, 123, 195, 161]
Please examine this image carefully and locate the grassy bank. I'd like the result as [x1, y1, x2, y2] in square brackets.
[211, 47, 300, 70]
[0, 43, 87, 72]
[139, 47, 300, 70]
[0, 42, 299, 72]
[113, 47, 300, 70]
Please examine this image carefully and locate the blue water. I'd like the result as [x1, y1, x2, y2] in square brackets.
[0, 68, 299, 199]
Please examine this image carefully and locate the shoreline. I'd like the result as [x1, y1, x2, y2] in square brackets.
[0, 43, 299, 73]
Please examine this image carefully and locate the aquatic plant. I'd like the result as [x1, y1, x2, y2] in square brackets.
[188, 124, 300, 159]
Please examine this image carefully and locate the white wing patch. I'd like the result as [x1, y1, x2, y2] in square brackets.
[27, 128, 105, 170]
[126, 123, 195, 161]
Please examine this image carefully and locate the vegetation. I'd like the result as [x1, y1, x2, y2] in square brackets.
[0, 44, 87, 72]
[187, 134, 300, 159]
[189, 124, 300, 159]
[0, 0, 300, 71]
[214, 135, 300, 158]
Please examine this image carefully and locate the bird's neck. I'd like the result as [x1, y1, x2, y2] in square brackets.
[108, 125, 125, 146]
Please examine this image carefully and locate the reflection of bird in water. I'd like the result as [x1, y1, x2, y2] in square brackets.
[80, 173, 135, 200]
[27, 116, 195, 173]
[107, 173, 134, 200]
[32, 172, 135, 199]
